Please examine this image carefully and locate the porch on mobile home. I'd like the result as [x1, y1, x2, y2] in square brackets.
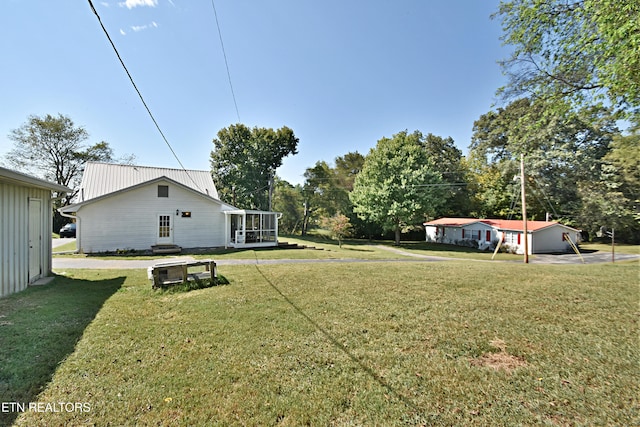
[223, 210, 280, 249]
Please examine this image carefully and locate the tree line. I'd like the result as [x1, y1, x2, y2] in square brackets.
[3, 0, 638, 243]
[262, 107, 638, 244]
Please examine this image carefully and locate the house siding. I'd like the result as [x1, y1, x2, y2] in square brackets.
[425, 218, 580, 255]
[425, 223, 494, 246]
[532, 226, 578, 253]
[75, 180, 226, 252]
[0, 182, 53, 297]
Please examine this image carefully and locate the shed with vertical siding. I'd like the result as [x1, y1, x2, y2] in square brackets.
[1, 167, 70, 297]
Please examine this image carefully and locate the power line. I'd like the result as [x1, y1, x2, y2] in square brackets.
[531, 175, 560, 218]
[411, 182, 468, 187]
[211, 0, 241, 122]
[86, 0, 203, 192]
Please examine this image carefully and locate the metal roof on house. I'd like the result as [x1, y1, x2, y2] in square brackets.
[78, 162, 219, 201]
[423, 218, 484, 227]
[0, 166, 71, 193]
[424, 217, 576, 233]
[481, 219, 560, 232]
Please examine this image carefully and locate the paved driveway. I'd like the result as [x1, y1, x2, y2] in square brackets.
[528, 251, 639, 264]
[52, 238, 638, 269]
[52, 256, 453, 270]
[375, 245, 639, 265]
[51, 246, 639, 270]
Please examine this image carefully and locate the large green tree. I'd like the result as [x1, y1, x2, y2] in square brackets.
[420, 133, 471, 217]
[271, 178, 304, 234]
[334, 151, 365, 192]
[470, 98, 620, 227]
[210, 124, 299, 210]
[495, 0, 640, 118]
[5, 113, 126, 205]
[350, 131, 444, 245]
[301, 161, 334, 235]
[300, 152, 365, 236]
[575, 123, 640, 242]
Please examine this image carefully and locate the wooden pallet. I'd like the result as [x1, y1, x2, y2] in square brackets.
[149, 259, 216, 288]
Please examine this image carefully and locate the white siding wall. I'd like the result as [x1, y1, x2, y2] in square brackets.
[425, 221, 580, 255]
[425, 226, 438, 242]
[76, 181, 227, 252]
[1, 182, 53, 297]
[461, 224, 494, 243]
[442, 227, 460, 244]
[532, 226, 577, 253]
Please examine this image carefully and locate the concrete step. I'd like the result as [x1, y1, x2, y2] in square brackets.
[151, 244, 182, 254]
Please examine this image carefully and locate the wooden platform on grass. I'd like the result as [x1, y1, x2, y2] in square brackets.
[149, 259, 216, 288]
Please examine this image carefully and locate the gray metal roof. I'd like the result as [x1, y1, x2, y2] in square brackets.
[0, 166, 71, 192]
[78, 162, 219, 201]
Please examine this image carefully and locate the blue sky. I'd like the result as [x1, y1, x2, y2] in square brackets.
[0, 0, 509, 185]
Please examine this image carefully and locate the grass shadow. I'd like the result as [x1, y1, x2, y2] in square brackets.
[154, 274, 230, 294]
[342, 247, 375, 252]
[253, 266, 422, 415]
[0, 274, 124, 426]
[394, 241, 488, 253]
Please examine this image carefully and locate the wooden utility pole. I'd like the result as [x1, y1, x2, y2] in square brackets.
[520, 154, 529, 263]
[609, 228, 615, 263]
[611, 228, 615, 263]
[268, 173, 274, 212]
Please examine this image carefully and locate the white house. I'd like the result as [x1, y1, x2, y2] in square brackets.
[424, 217, 580, 255]
[1, 167, 70, 297]
[58, 162, 280, 253]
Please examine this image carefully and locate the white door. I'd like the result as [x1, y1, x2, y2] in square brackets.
[157, 214, 173, 244]
[28, 199, 42, 282]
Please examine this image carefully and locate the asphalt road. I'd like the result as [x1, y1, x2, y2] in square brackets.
[51, 238, 639, 269]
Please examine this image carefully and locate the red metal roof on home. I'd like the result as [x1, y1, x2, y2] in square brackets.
[423, 218, 482, 227]
[481, 219, 556, 232]
[424, 217, 562, 232]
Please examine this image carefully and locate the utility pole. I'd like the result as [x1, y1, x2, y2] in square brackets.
[520, 154, 529, 263]
[607, 228, 615, 263]
[268, 172, 274, 212]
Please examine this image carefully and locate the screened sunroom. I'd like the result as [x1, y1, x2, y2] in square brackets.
[223, 210, 281, 249]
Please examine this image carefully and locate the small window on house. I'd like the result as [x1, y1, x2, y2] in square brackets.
[158, 185, 169, 197]
[181, 211, 191, 218]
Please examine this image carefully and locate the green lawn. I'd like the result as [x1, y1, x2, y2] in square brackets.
[52, 239, 77, 253]
[54, 234, 638, 261]
[579, 241, 640, 255]
[53, 235, 520, 261]
[1, 260, 638, 426]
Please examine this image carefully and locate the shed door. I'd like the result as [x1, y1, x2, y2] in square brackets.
[28, 199, 42, 282]
[157, 214, 173, 244]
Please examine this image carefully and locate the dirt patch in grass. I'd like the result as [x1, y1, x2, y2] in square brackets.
[470, 339, 527, 373]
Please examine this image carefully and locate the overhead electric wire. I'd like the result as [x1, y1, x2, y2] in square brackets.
[507, 182, 520, 220]
[531, 175, 560, 219]
[86, 0, 203, 193]
[211, 0, 241, 122]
